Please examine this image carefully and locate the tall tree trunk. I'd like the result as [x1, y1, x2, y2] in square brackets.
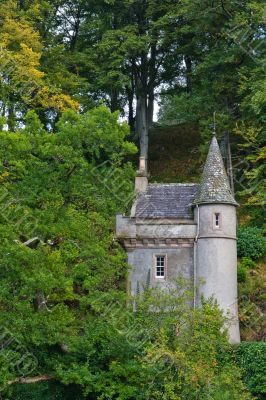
[185, 55, 192, 94]
[1, 102, 6, 118]
[147, 90, 154, 128]
[7, 100, 15, 132]
[70, 11, 81, 52]
[110, 89, 119, 113]
[17, 0, 25, 9]
[147, 43, 157, 128]
[127, 70, 135, 131]
[136, 90, 148, 161]
[37, 109, 48, 130]
[126, 86, 135, 131]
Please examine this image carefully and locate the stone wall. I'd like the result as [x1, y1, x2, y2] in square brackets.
[128, 246, 194, 296]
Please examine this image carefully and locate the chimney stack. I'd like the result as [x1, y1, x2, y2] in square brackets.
[135, 156, 148, 193]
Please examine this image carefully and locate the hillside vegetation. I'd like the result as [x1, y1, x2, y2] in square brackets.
[149, 124, 201, 183]
[148, 124, 266, 343]
[0, 0, 265, 398]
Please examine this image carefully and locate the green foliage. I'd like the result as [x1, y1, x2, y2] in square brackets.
[56, 106, 136, 163]
[237, 342, 266, 400]
[240, 257, 257, 270]
[237, 265, 247, 283]
[8, 382, 83, 400]
[158, 1, 252, 134]
[158, 0, 265, 212]
[0, 106, 137, 395]
[50, 287, 251, 400]
[158, 93, 202, 126]
[0, 0, 80, 130]
[237, 258, 257, 283]
[0, 1, 265, 398]
[237, 226, 265, 259]
[238, 259, 266, 342]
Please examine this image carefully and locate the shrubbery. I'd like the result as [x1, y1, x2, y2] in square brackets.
[11, 382, 82, 400]
[237, 257, 257, 283]
[239, 257, 257, 270]
[236, 342, 266, 400]
[237, 227, 265, 259]
[237, 265, 247, 283]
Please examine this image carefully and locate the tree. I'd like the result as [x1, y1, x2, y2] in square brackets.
[158, 1, 253, 132]
[51, 0, 185, 160]
[0, 0, 79, 130]
[0, 106, 136, 394]
[234, 1, 266, 215]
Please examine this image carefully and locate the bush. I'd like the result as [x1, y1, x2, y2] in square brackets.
[237, 258, 257, 283]
[237, 265, 247, 283]
[240, 257, 257, 270]
[9, 382, 84, 400]
[237, 227, 265, 259]
[236, 342, 266, 400]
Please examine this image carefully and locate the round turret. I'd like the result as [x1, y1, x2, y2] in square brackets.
[194, 136, 240, 344]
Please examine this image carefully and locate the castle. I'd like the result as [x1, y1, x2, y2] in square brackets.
[116, 135, 240, 344]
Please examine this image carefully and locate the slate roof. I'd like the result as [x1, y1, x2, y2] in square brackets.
[135, 184, 199, 219]
[194, 136, 237, 206]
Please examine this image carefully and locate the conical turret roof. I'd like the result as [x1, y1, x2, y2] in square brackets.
[194, 136, 237, 206]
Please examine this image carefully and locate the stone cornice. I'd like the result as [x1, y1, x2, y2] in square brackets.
[122, 238, 194, 250]
[198, 235, 237, 240]
[135, 219, 197, 225]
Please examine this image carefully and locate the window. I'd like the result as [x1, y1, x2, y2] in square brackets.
[155, 255, 166, 279]
[214, 213, 220, 228]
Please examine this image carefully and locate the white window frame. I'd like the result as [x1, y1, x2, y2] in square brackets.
[154, 254, 167, 280]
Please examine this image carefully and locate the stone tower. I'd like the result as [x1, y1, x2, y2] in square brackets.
[116, 134, 240, 344]
[194, 135, 240, 343]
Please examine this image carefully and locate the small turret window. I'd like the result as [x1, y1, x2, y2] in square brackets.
[214, 213, 220, 228]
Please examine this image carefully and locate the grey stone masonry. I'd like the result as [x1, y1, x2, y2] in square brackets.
[194, 136, 237, 206]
